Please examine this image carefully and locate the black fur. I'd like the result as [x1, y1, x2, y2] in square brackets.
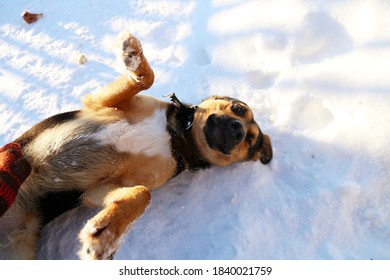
[38, 190, 83, 225]
[166, 95, 210, 176]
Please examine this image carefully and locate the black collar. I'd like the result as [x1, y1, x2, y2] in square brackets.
[168, 93, 195, 130]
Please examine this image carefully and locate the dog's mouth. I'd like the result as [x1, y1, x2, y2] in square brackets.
[203, 114, 245, 155]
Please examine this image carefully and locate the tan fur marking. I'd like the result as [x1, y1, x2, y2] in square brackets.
[118, 94, 168, 123]
[81, 152, 176, 208]
[118, 154, 177, 191]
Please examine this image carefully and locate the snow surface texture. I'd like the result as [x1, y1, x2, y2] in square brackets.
[1, 0, 390, 259]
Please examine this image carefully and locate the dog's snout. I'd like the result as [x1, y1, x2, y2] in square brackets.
[229, 120, 245, 143]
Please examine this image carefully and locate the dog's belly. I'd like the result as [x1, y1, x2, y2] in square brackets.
[91, 108, 171, 158]
[15, 107, 177, 210]
[88, 107, 177, 189]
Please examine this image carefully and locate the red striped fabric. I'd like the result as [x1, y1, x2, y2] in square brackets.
[0, 142, 31, 217]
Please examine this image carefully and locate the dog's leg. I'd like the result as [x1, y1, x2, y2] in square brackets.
[0, 204, 40, 259]
[78, 185, 151, 260]
[82, 33, 155, 111]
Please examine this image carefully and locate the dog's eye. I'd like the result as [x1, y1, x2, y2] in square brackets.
[232, 103, 246, 116]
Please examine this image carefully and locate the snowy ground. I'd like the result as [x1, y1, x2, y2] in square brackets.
[1, 0, 390, 259]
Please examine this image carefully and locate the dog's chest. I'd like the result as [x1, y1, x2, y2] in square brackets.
[91, 108, 171, 158]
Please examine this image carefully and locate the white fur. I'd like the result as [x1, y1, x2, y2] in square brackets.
[26, 118, 88, 160]
[91, 108, 171, 157]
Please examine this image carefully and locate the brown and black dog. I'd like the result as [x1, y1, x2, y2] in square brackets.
[0, 33, 272, 260]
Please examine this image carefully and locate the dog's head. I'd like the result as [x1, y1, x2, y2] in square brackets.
[192, 96, 273, 166]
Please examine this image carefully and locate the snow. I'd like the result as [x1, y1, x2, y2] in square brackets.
[1, 0, 390, 260]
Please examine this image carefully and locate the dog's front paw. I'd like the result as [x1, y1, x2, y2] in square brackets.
[78, 186, 151, 260]
[78, 206, 123, 260]
[121, 33, 143, 72]
[117, 32, 154, 89]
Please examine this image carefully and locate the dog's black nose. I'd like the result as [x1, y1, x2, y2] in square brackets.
[229, 120, 245, 144]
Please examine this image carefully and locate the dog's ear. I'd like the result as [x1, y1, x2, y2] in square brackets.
[259, 134, 273, 164]
[251, 134, 272, 164]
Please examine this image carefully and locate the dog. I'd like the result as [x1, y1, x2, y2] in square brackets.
[0, 33, 272, 260]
